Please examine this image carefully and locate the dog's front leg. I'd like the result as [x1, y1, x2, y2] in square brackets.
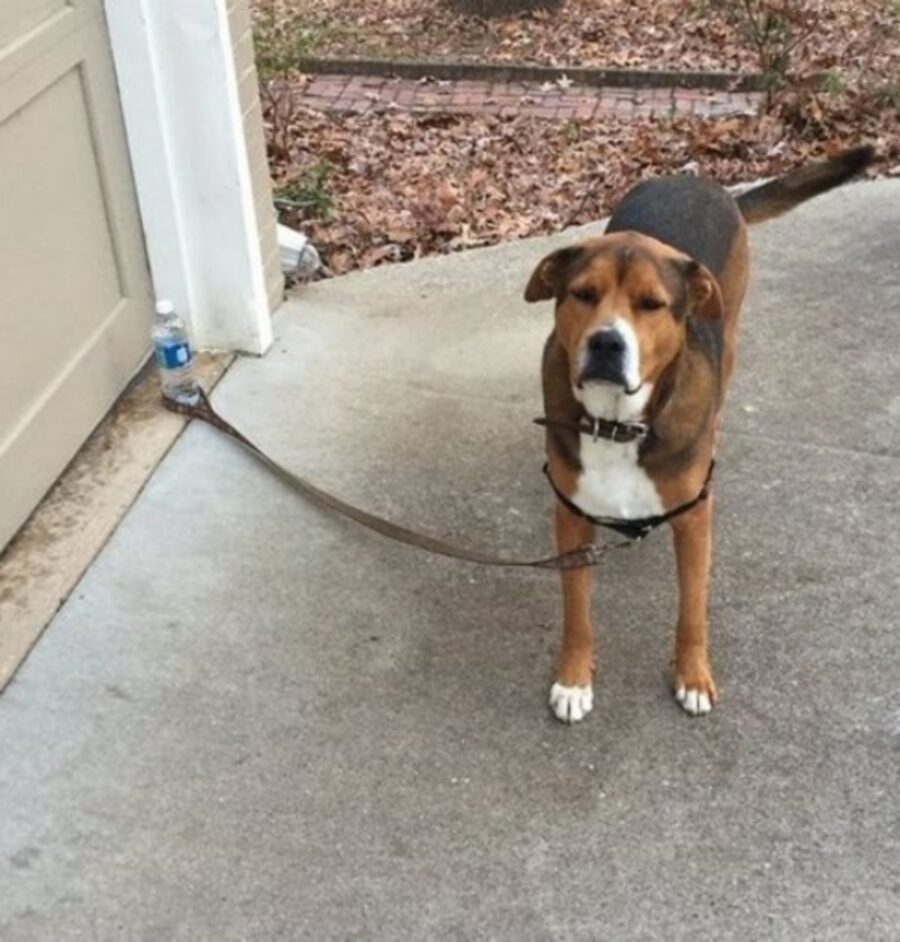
[549, 503, 595, 723]
[670, 496, 718, 716]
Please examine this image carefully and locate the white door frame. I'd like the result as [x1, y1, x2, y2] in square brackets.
[104, 0, 274, 354]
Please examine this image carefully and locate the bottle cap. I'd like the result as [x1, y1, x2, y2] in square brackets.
[155, 299, 175, 315]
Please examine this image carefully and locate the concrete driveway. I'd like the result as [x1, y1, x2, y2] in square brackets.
[2, 180, 899, 940]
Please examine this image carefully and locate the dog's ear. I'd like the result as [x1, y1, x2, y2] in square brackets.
[524, 246, 584, 302]
[681, 259, 724, 320]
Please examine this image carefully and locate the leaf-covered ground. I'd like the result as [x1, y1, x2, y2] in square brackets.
[264, 0, 898, 76]
[254, 0, 900, 277]
[278, 101, 898, 277]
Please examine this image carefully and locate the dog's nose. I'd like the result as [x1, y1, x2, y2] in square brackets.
[587, 328, 626, 358]
[580, 327, 628, 386]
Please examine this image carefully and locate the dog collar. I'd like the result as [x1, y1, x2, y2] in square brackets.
[534, 414, 650, 444]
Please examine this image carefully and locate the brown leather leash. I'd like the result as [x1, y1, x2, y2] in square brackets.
[162, 389, 643, 571]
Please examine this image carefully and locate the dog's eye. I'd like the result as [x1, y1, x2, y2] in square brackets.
[571, 287, 598, 304]
[637, 296, 666, 312]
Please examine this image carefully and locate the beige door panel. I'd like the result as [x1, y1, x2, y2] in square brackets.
[0, 0, 153, 549]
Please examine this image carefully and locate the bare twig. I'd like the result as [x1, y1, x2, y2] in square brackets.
[563, 179, 601, 228]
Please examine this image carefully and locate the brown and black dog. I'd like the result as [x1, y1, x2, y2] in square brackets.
[525, 147, 873, 723]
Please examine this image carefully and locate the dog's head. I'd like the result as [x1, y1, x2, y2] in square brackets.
[525, 231, 722, 413]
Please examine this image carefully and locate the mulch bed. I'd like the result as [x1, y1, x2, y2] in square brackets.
[277, 103, 898, 277]
[261, 0, 898, 75]
[253, 0, 900, 277]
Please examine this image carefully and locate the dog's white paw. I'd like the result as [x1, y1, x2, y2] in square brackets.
[549, 682, 593, 724]
[675, 685, 713, 716]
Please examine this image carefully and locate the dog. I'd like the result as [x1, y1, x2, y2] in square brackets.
[525, 146, 874, 723]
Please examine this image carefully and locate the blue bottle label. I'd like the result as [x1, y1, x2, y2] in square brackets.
[155, 341, 191, 370]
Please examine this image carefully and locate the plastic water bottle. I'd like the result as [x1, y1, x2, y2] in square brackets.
[152, 300, 199, 404]
[277, 224, 321, 280]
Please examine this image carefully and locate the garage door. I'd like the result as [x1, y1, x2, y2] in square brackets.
[0, 0, 154, 550]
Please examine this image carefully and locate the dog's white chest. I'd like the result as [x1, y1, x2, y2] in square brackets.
[572, 436, 663, 520]
[569, 383, 663, 520]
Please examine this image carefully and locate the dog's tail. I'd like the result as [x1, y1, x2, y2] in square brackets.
[736, 145, 875, 225]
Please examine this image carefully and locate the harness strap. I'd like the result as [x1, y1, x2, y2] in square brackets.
[543, 460, 715, 540]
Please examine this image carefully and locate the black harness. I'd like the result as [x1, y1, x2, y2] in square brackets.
[536, 414, 715, 541]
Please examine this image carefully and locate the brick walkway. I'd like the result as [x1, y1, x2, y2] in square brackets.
[299, 74, 761, 120]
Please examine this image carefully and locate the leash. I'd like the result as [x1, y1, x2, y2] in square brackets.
[162, 389, 651, 571]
